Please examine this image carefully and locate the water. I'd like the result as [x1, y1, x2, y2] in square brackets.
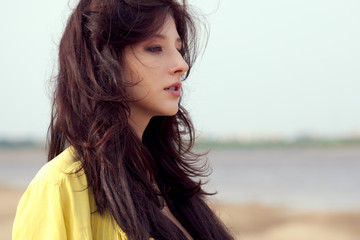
[1, 147, 359, 211]
[205, 147, 360, 210]
[0, 148, 46, 187]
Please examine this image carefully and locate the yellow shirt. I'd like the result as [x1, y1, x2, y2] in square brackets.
[13, 147, 128, 240]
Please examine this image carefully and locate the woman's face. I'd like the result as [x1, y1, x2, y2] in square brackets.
[124, 15, 189, 124]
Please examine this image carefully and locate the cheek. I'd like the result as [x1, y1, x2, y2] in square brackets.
[124, 65, 147, 99]
[126, 71, 155, 101]
[129, 83, 151, 100]
[123, 54, 162, 100]
[128, 69, 160, 100]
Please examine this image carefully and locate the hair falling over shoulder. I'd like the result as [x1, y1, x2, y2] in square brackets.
[48, 0, 233, 239]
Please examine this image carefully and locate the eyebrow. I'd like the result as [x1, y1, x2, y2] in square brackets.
[152, 34, 182, 43]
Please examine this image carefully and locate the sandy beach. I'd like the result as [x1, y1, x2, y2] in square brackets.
[210, 202, 360, 240]
[2, 186, 359, 240]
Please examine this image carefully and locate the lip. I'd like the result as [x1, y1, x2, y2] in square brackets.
[164, 82, 182, 97]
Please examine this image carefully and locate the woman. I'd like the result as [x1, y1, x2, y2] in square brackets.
[13, 0, 233, 239]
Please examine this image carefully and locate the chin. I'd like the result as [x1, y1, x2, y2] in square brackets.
[158, 106, 179, 117]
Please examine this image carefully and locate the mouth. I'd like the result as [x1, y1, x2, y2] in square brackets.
[164, 86, 179, 91]
[164, 82, 181, 91]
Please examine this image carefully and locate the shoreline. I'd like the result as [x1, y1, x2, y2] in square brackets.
[2, 186, 360, 240]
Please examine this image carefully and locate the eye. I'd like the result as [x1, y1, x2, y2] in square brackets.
[145, 46, 162, 53]
[176, 43, 183, 54]
[177, 47, 185, 56]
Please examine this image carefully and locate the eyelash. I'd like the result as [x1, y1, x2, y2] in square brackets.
[146, 46, 162, 53]
[145, 46, 182, 53]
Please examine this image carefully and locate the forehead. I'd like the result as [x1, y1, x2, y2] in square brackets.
[154, 16, 180, 39]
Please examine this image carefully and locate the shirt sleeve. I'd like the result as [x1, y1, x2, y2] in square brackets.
[12, 148, 133, 240]
[12, 180, 68, 240]
[12, 166, 94, 240]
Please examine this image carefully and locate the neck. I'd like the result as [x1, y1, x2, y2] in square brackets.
[128, 112, 152, 140]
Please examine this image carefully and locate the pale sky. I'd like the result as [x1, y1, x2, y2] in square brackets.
[1, 0, 360, 140]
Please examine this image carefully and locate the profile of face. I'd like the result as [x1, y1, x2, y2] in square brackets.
[123, 15, 189, 123]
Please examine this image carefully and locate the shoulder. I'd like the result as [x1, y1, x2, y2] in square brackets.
[21, 146, 89, 207]
[13, 147, 93, 239]
[31, 146, 86, 188]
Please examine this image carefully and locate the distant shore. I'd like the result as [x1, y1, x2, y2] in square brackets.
[2, 137, 360, 150]
[2, 186, 360, 240]
[195, 138, 360, 150]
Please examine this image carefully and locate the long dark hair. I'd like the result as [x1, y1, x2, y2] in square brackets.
[48, 0, 233, 239]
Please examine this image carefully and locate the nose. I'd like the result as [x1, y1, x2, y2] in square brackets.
[169, 50, 189, 76]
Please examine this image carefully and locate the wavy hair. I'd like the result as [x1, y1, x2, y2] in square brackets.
[48, 0, 233, 239]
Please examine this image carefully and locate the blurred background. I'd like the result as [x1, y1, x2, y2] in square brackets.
[1, 0, 359, 239]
